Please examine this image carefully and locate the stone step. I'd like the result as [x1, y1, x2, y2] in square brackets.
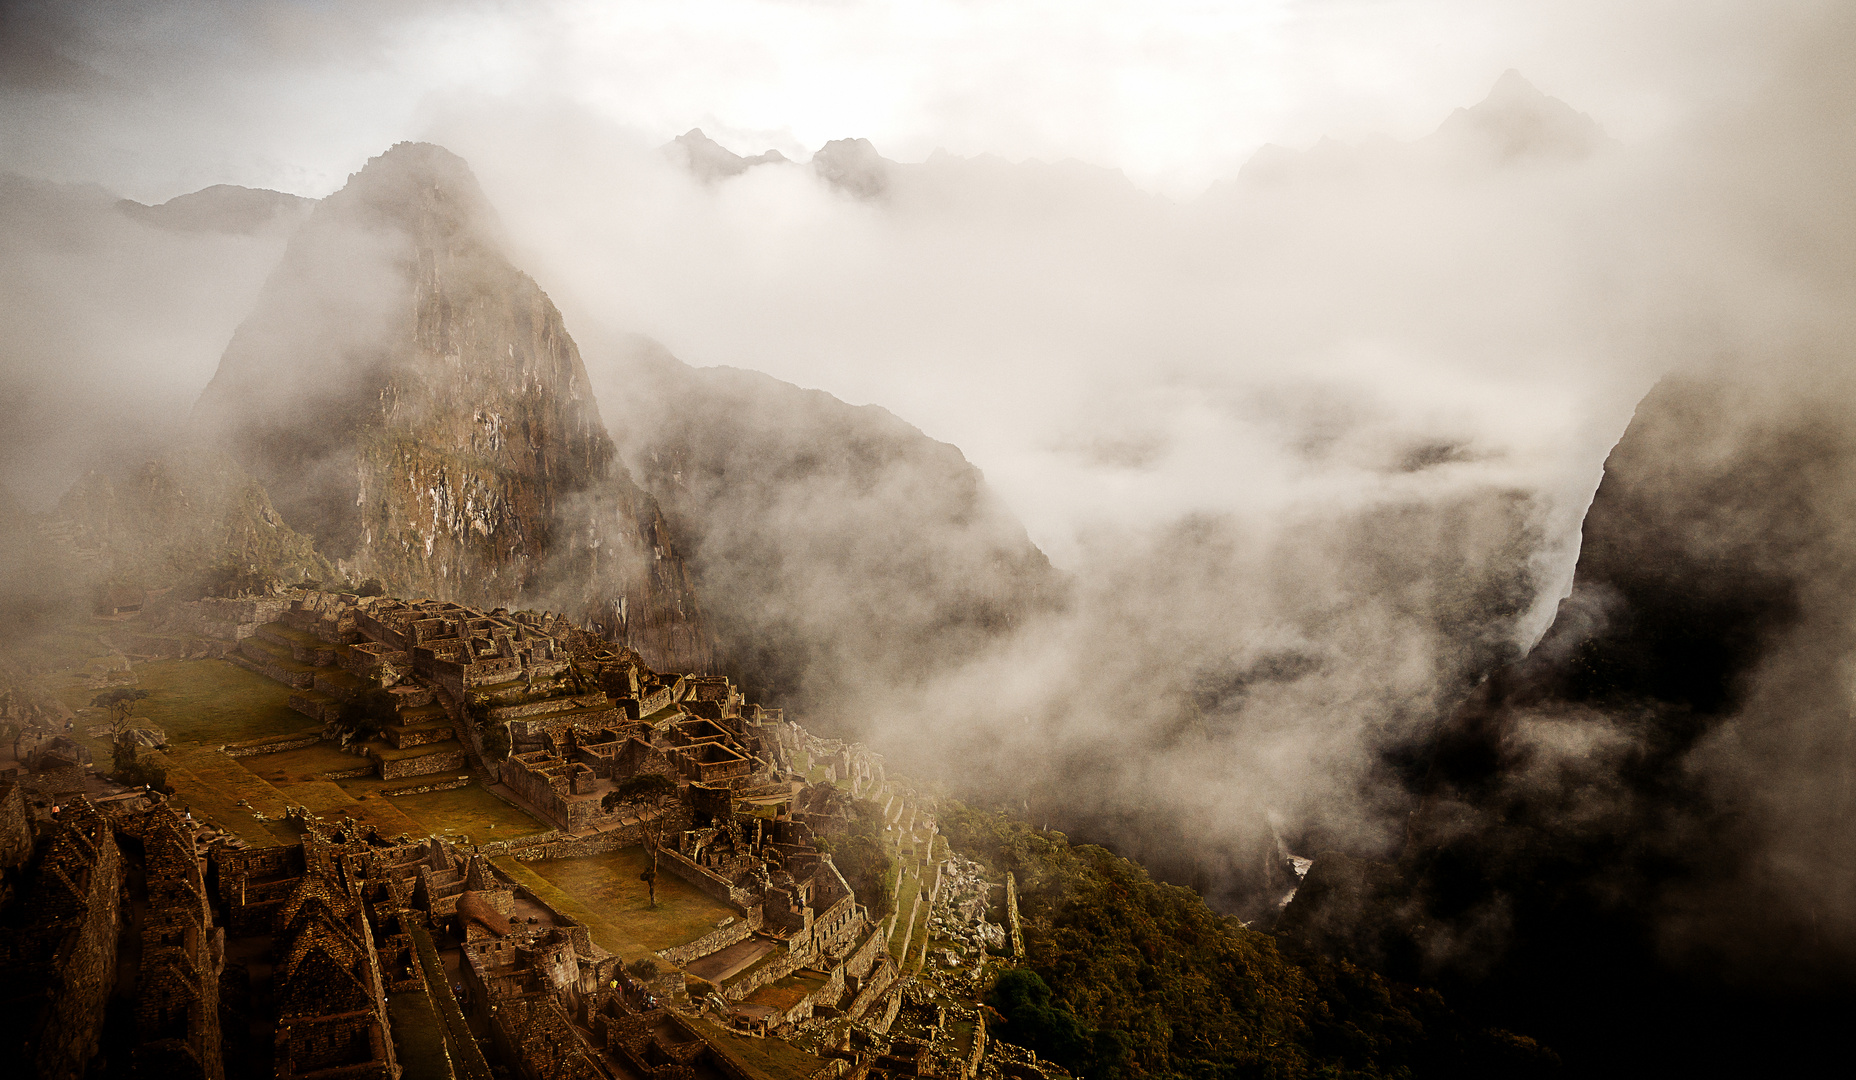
[384, 720, 459, 750]
[288, 688, 343, 725]
[313, 668, 368, 702]
[254, 622, 340, 667]
[233, 639, 316, 690]
[370, 740, 469, 781]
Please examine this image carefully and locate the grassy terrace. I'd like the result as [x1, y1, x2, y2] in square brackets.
[491, 856, 653, 964]
[640, 702, 684, 725]
[888, 866, 923, 959]
[370, 738, 464, 764]
[688, 1018, 832, 1080]
[744, 970, 828, 1012]
[387, 990, 454, 1080]
[152, 748, 295, 847]
[67, 656, 304, 750]
[240, 741, 371, 782]
[723, 945, 792, 993]
[239, 636, 319, 674]
[514, 848, 737, 953]
[385, 786, 545, 842]
[257, 621, 338, 648]
[400, 702, 450, 723]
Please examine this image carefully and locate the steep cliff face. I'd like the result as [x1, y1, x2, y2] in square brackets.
[189, 143, 710, 670]
[1280, 371, 1856, 1076]
[598, 337, 1058, 729]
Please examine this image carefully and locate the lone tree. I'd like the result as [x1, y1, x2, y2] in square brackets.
[93, 689, 166, 791]
[91, 688, 148, 727]
[466, 692, 511, 761]
[602, 773, 679, 908]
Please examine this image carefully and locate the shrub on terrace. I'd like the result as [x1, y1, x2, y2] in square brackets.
[815, 801, 897, 918]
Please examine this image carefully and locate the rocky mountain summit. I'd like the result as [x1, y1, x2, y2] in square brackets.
[1429, 69, 1613, 163]
[76, 143, 713, 671]
[664, 128, 789, 182]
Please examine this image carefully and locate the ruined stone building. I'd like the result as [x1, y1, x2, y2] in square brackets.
[114, 809, 226, 1079]
[0, 796, 122, 1079]
[0, 793, 238, 1080]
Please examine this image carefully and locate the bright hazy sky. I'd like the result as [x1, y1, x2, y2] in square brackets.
[0, 0, 1796, 200]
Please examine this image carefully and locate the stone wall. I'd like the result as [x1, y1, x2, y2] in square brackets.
[0, 778, 32, 870]
[377, 748, 468, 779]
[721, 945, 803, 1003]
[382, 776, 473, 797]
[221, 733, 323, 758]
[845, 957, 898, 1021]
[843, 923, 888, 981]
[227, 647, 312, 690]
[659, 847, 756, 909]
[658, 905, 763, 966]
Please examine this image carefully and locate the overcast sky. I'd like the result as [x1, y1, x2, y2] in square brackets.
[0, 0, 1802, 200]
[0, 0, 1834, 579]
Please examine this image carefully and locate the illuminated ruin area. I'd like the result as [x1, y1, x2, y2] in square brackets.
[0, 588, 1026, 1080]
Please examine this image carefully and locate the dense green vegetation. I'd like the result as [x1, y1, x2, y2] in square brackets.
[945, 803, 1556, 1080]
[813, 799, 896, 918]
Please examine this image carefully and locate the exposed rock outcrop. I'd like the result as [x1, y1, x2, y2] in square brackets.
[182, 143, 710, 670]
[663, 129, 789, 182]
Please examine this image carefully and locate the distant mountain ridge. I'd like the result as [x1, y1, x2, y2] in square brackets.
[116, 184, 314, 234]
[1233, 70, 1611, 188]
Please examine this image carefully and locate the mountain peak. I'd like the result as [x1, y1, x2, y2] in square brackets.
[1434, 69, 1611, 163]
[185, 143, 713, 668]
[664, 129, 789, 181]
[812, 137, 892, 198]
[323, 140, 501, 239]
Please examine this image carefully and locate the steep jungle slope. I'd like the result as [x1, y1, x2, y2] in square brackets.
[600, 338, 1058, 728]
[944, 803, 1555, 1080]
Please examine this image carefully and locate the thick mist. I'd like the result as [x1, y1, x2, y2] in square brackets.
[0, 178, 307, 508]
[414, 80, 1666, 909]
[3, 0, 1853, 952]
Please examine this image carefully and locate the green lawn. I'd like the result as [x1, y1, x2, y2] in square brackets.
[491, 856, 653, 963]
[126, 657, 305, 747]
[153, 749, 292, 848]
[387, 991, 455, 1080]
[516, 848, 738, 953]
[386, 785, 546, 842]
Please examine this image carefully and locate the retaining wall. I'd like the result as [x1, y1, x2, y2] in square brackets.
[659, 847, 757, 909]
[221, 734, 322, 758]
[378, 748, 467, 779]
[658, 905, 764, 966]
